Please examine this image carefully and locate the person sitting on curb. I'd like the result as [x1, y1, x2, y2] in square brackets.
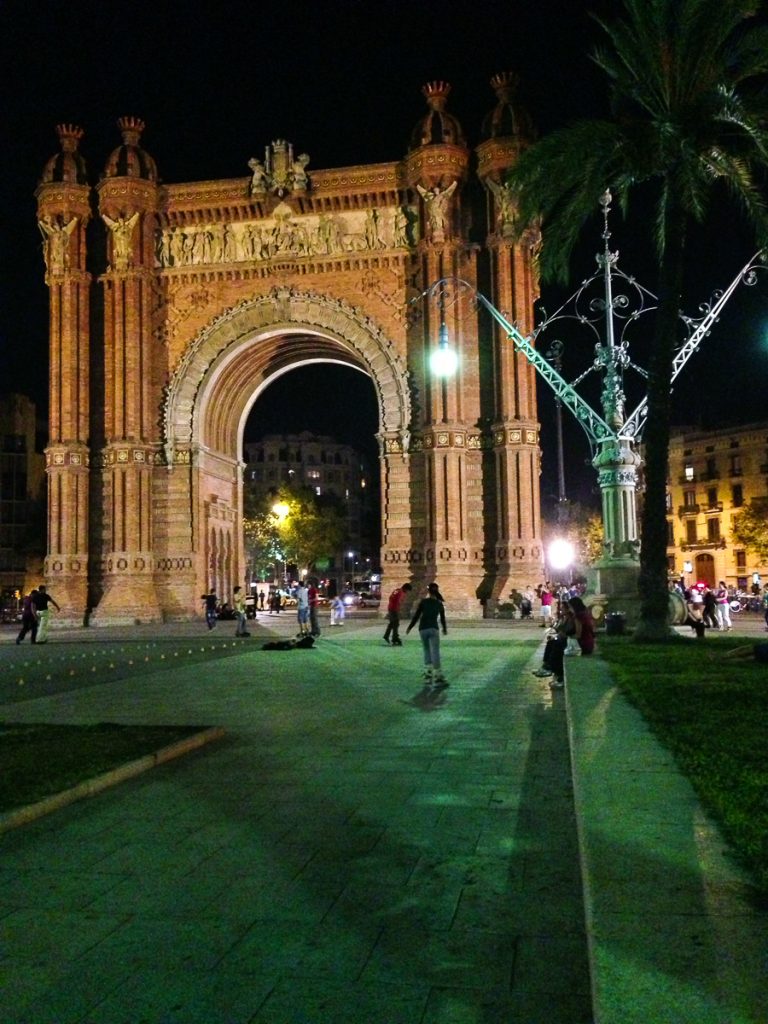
[532, 596, 595, 689]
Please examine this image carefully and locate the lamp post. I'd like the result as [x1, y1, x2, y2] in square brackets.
[419, 194, 764, 620]
[544, 338, 568, 525]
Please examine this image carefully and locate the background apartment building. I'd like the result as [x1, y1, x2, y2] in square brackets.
[243, 432, 377, 584]
[665, 421, 768, 590]
[0, 394, 46, 614]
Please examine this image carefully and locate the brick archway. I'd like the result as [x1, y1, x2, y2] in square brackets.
[38, 87, 545, 624]
[163, 287, 410, 459]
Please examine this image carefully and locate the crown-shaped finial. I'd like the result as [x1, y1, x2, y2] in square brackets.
[490, 72, 518, 100]
[55, 124, 85, 152]
[117, 116, 146, 145]
[422, 81, 451, 110]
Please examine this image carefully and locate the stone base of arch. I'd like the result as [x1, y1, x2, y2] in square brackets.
[41, 561, 89, 628]
[87, 559, 162, 626]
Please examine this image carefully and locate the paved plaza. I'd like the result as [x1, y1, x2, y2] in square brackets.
[0, 613, 765, 1023]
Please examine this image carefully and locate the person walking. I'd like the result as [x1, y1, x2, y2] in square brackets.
[16, 589, 40, 645]
[233, 586, 249, 637]
[329, 594, 345, 626]
[296, 581, 310, 636]
[34, 584, 60, 644]
[383, 582, 412, 646]
[201, 591, 217, 629]
[406, 583, 448, 687]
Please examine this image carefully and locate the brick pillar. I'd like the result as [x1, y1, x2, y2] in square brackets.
[92, 123, 161, 622]
[36, 127, 92, 625]
[477, 116, 545, 607]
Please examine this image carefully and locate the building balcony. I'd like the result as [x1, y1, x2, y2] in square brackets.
[699, 472, 720, 482]
[702, 502, 723, 514]
[677, 474, 697, 484]
[681, 538, 727, 551]
[677, 504, 700, 517]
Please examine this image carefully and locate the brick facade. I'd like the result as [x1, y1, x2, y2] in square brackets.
[37, 79, 545, 624]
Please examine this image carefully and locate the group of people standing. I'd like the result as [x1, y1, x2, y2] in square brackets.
[15, 586, 60, 645]
[683, 581, 733, 638]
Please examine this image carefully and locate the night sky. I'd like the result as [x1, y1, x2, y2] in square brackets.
[3, 0, 767, 515]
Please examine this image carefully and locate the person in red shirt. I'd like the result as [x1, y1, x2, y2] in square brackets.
[383, 582, 413, 646]
[308, 580, 321, 637]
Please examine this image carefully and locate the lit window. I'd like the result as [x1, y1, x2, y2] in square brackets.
[684, 465, 694, 481]
[315, 486, 321, 496]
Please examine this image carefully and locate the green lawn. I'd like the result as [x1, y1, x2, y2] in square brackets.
[0, 723, 206, 813]
[598, 636, 768, 896]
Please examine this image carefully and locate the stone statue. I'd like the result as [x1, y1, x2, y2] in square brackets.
[416, 180, 457, 242]
[103, 212, 140, 271]
[393, 207, 409, 248]
[364, 209, 383, 249]
[487, 179, 517, 237]
[38, 215, 78, 274]
[247, 158, 267, 194]
[292, 153, 310, 191]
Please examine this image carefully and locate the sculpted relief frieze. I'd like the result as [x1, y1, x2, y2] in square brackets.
[154, 203, 417, 269]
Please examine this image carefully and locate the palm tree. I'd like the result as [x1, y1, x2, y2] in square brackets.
[508, 0, 768, 639]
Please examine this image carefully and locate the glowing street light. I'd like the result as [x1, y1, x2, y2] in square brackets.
[548, 538, 575, 581]
[272, 502, 290, 523]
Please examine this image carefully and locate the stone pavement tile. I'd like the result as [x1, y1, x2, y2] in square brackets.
[216, 878, 343, 926]
[251, 978, 428, 1024]
[360, 924, 516, 990]
[53, 965, 275, 1024]
[407, 853, 519, 893]
[207, 917, 313, 975]
[83, 872, 235, 919]
[421, 985, 594, 1024]
[325, 878, 462, 931]
[0, 869, 127, 913]
[79, 915, 253, 972]
[5, 948, 137, 1024]
[0, 909, 128, 963]
[384, 825, 483, 858]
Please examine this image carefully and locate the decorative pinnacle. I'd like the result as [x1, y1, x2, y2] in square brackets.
[490, 71, 518, 100]
[422, 81, 451, 110]
[117, 116, 146, 145]
[55, 124, 84, 152]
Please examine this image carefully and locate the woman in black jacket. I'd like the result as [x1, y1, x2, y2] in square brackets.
[406, 583, 448, 688]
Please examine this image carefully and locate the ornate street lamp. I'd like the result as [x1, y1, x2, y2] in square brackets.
[421, 192, 765, 617]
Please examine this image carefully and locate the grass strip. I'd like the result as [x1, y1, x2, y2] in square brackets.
[597, 635, 768, 896]
[0, 722, 206, 813]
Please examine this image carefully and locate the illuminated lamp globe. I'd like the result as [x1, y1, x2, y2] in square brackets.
[272, 502, 290, 522]
[548, 538, 575, 572]
[430, 344, 459, 377]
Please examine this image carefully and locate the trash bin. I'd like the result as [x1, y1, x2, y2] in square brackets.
[605, 612, 626, 636]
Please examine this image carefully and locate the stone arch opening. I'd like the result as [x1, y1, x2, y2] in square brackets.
[164, 287, 411, 461]
[157, 288, 411, 613]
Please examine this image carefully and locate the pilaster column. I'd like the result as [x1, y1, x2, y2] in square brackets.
[477, 131, 545, 603]
[36, 166, 92, 625]
[93, 168, 161, 622]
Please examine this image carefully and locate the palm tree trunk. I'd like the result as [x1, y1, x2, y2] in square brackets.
[636, 203, 687, 641]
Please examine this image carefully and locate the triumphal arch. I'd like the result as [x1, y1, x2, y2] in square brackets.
[36, 77, 543, 624]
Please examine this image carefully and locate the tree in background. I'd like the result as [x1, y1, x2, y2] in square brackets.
[731, 498, 768, 565]
[244, 487, 347, 581]
[508, 0, 768, 639]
